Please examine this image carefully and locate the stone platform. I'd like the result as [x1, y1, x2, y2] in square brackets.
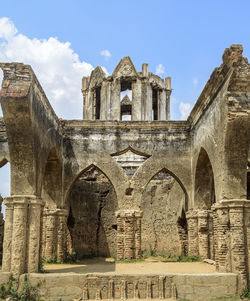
[19, 272, 239, 301]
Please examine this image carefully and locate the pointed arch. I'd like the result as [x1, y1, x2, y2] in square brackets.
[66, 164, 118, 258]
[65, 163, 118, 207]
[194, 147, 215, 209]
[140, 167, 188, 256]
[42, 147, 62, 209]
[144, 167, 188, 210]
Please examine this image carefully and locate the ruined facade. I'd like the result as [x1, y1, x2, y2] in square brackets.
[0, 45, 249, 289]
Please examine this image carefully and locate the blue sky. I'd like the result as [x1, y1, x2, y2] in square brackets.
[0, 0, 250, 201]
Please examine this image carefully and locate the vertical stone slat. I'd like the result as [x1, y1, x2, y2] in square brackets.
[44, 210, 57, 259]
[2, 199, 13, 272]
[186, 210, 199, 255]
[198, 210, 209, 259]
[215, 205, 230, 272]
[116, 215, 124, 260]
[57, 209, 68, 262]
[10, 197, 28, 276]
[111, 79, 120, 120]
[229, 202, 248, 289]
[135, 214, 142, 259]
[27, 199, 43, 273]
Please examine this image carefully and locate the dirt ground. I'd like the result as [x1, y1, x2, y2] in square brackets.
[44, 258, 216, 274]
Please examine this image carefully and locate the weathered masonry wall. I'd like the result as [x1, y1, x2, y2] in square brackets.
[62, 120, 191, 210]
[0, 45, 249, 293]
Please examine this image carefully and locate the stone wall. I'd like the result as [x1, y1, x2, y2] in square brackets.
[67, 167, 118, 258]
[141, 176, 186, 256]
[18, 272, 239, 301]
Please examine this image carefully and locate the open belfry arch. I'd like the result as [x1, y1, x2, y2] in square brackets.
[0, 45, 249, 290]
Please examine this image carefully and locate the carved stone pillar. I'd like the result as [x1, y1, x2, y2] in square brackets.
[40, 208, 46, 260]
[145, 83, 152, 121]
[135, 212, 142, 259]
[132, 79, 142, 120]
[116, 215, 124, 260]
[10, 196, 28, 276]
[214, 203, 230, 272]
[100, 82, 107, 120]
[159, 89, 166, 120]
[211, 205, 219, 267]
[115, 210, 143, 260]
[57, 209, 68, 262]
[2, 199, 13, 272]
[186, 210, 199, 255]
[198, 210, 209, 259]
[111, 79, 120, 120]
[44, 209, 57, 259]
[27, 198, 44, 273]
[228, 200, 249, 289]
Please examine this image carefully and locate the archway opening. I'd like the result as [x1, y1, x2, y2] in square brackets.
[120, 80, 132, 120]
[194, 148, 215, 209]
[66, 165, 118, 259]
[141, 168, 187, 257]
[194, 148, 216, 260]
[42, 148, 62, 209]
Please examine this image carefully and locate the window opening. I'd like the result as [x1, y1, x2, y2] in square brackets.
[152, 89, 158, 120]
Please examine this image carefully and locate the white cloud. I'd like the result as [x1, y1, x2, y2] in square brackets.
[193, 77, 198, 86]
[156, 63, 165, 75]
[100, 49, 111, 60]
[0, 17, 94, 119]
[0, 17, 17, 40]
[179, 102, 192, 120]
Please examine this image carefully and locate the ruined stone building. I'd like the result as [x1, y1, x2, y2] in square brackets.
[0, 45, 249, 288]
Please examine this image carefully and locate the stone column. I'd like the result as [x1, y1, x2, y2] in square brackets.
[44, 209, 57, 260]
[186, 210, 199, 255]
[115, 210, 143, 260]
[228, 200, 248, 289]
[124, 215, 135, 260]
[106, 81, 112, 120]
[211, 205, 219, 267]
[214, 203, 230, 272]
[166, 90, 171, 120]
[135, 212, 142, 259]
[132, 79, 142, 120]
[159, 90, 166, 120]
[2, 199, 14, 272]
[27, 198, 44, 273]
[10, 196, 28, 276]
[198, 210, 209, 259]
[111, 79, 120, 120]
[145, 83, 152, 121]
[116, 215, 124, 260]
[100, 82, 107, 120]
[57, 209, 68, 262]
[87, 90, 94, 120]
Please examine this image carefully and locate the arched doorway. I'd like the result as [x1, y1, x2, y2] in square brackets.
[42, 148, 62, 209]
[193, 147, 216, 259]
[194, 148, 215, 209]
[40, 148, 63, 261]
[141, 168, 187, 257]
[66, 165, 118, 259]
